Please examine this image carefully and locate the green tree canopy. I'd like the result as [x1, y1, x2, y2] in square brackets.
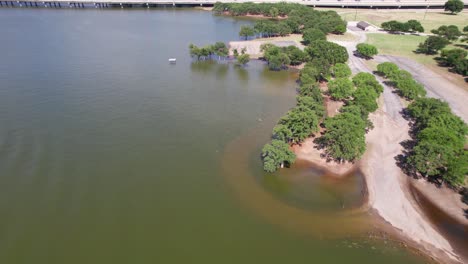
[300, 63, 321, 85]
[356, 43, 378, 59]
[298, 83, 323, 104]
[305, 40, 349, 65]
[302, 28, 326, 45]
[278, 106, 320, 144]
[296, 95, 325, 118]
[407, 98, 452, 127]
[239, 25, 255, 40]
[416, 36, 450, 55]
[284, 46, 307, 66]
[319, 112, 367, 162]
[381, 20, 410, 32]
[444, 0, 464, 14]
[351, 86, 379, 114]
[331, 63, 352, 78]
[328, 78, 354, 100]
[236, 53, 250, 66]
[406, 20, 425, 33]
[352, 72, 383, 94]
[261, 140, 296, 172]
[431, 25, 462, 41]
[439, 48, 467, 67]
[376, 62, 400, 79]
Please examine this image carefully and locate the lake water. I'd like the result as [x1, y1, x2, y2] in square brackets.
[0, 8, 425, 264]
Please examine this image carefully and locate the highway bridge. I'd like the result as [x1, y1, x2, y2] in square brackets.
[0, 0, 467, 9]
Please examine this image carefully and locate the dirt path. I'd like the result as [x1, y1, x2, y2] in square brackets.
[328, 27, 462, 262]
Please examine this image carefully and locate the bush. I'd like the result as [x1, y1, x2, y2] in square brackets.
[356, 43, 378, 59]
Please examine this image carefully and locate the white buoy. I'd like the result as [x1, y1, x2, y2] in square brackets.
[168, 58, 176, 64]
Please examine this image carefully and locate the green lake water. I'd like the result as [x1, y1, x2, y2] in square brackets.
[0, 8, 426, 264]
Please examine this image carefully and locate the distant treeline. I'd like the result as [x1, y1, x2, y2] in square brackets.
[213, 2, 347, 36]
[377, 62, 468, 187]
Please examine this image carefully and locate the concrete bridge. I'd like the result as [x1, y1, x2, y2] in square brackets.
[0, 0, 467, 9]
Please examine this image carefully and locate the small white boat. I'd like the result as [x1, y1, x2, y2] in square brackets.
[168, 58, 176, 63]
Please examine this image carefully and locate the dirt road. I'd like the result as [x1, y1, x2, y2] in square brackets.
[375, 55, 468, 123]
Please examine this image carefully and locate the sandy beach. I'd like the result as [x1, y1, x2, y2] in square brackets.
[292, 26, 467, 263]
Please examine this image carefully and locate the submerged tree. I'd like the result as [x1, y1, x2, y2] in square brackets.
[261, 140, 296, 172]
[239, 25, 255, 40]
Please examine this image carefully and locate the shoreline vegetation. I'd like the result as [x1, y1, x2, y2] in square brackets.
[208, 2, 468, 264]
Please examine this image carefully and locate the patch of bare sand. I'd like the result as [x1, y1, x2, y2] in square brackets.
[291, 138, 356, 176]
[410, 180, 468, 226]
[361, 109, 460, 262]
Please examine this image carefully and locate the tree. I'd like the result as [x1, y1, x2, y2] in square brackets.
[352, 72, 383, 94]
[302, 28, 326, 45]
[300, 64, 321, 85]
[431, 25, 462, 41]
[445, 150, 468, 186]
[213, 42, 229, 59]
[356, 43, 378, 59]
[296, 96, 326, 118]
[328, 78, 354, 100]
[444, 0, 464, 14]
[298, 83, 323, 103]
[269, 7, 279, 18]
[406, 20, 425, 33]
[305, 40, 349, 65]
[407, 98, 452, 128]
[351, 86, 379, 114]
[239, 25, 255, 40]
[319, 112, 367, 162]
[393, 77, 426, 100]
[416, 36, 450, 55]
[439, 48, 467, 67]
[278, 106, 320, 143]
[408, 140, 455, 178]
[236, 53, 250, 66]
[331, 63, 352, 78]
[453, 59, 468, 75]
[284, 46, 307, 66]
[381, 20, 409, 33]
[261, 140, 296, 172]
[377, 62, 400, 78]
[273, 124, 293, 142]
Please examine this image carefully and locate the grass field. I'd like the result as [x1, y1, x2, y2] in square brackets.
[366, 33, 436, 65]
[316, 8, 468, 33]
[365, 33, 467, 88]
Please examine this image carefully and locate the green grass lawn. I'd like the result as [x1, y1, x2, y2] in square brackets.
[365, 33, 467, 88]
[316, 8, 468, 33]
[366, 33, 437, 65]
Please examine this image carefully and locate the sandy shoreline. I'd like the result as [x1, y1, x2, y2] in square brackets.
[292, 26, 467, 263]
